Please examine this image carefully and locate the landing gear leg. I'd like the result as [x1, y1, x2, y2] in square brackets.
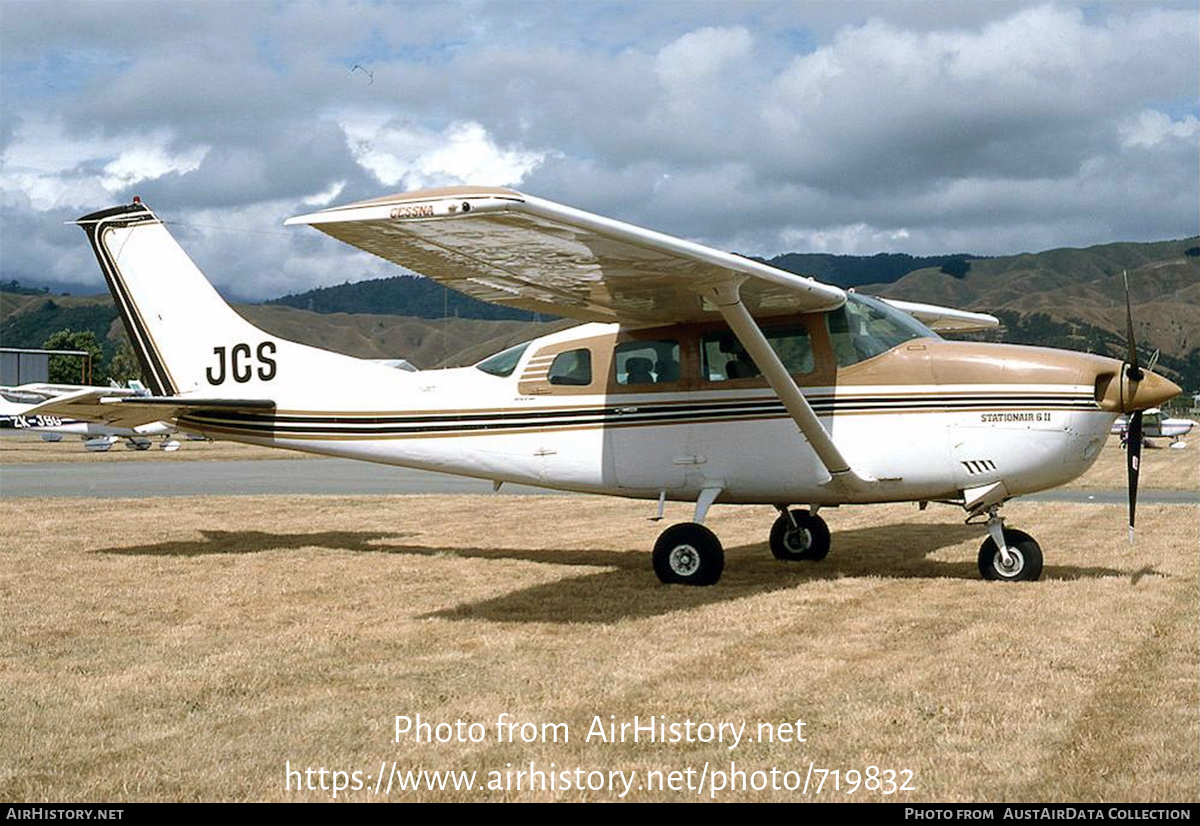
[978, 506, 1043, 581]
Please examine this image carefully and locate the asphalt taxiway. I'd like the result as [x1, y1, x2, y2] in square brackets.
[1, 457, 1195, 502]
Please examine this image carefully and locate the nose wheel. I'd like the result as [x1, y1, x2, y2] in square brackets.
[978, 527, 1043, 581]
[769, 508, 831, 561]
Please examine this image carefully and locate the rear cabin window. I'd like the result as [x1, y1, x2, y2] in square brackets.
[614, 340, 681, 385]
[547, 348, 592, 386]
[826, 293, 935, 367]
[702, 326, 814, 382]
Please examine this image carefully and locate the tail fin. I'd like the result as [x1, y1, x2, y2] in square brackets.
[77, 202, 271, 395]
[76, 201, 379, 400]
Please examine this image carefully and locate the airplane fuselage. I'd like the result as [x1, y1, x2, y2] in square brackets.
[174, 320, 1124, 508]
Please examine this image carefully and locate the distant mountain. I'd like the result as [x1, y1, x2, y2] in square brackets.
[267, 274, 550, 321]
[0, 288, 566, 370]
[865, 237, 1200, 390]
[3, 237, 1197, 388]
[0, 294, 122, 363]
[0, 277, 106, 297]
[264, 253, 981, 319]
[761, 252, 979, 288]
[236, 304, 569, 368]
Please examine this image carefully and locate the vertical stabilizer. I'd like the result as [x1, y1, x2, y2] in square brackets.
[76, 199, 402, 407]
[76, 202, 272, 396]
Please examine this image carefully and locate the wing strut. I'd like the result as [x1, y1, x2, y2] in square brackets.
[710, 282, 874, 497]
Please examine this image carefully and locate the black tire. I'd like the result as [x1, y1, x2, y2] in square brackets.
[978, 528, 1043, 581]
[653, 523, 724, 586]
[769, 509, 831, 561]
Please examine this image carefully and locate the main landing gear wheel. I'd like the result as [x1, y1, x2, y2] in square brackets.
[769, 509, 831, 561]
[653, 523, 724, 586]
[978, 528, 1043, 582]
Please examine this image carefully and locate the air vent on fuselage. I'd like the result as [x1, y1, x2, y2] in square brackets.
[961, 459, 997, 475]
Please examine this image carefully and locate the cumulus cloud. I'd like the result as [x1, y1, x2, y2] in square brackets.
[1119, 110, 1200, 148]
[0, 1, 1196, 299]
[341, 118, 549, 189]
[2, 119, 208, 210]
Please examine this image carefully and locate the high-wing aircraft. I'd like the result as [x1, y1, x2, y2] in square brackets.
[32, 188, 1180, 585]
[1111, 407, 1195, 447]
[1, 383, 179, 450]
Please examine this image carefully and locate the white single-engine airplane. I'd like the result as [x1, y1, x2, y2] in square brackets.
[28, 188, 1179, 585]
[1, 383, 179, 450]
[1111, 408, 1195, 447]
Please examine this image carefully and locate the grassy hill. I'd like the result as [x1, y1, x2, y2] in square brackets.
[264, 252, 979, 317]
[0, 291, 567, 371]
[865, 238, 1200, 388]
[267, 274, 550, 322]
[236, 304, 569, 368]
[763, 251, 978, 288]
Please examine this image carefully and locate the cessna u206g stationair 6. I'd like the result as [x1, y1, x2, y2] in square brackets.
[37, 188, 1178, 585]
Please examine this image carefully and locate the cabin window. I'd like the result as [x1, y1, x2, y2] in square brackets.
[701, 326, 814, 381]
[547, 348, 593, 386]
[826, 293, 934, 367]
[475, 342, 529, 377]
[614, 340, 681, 385]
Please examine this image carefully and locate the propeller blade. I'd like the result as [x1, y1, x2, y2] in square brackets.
[1123, 270, 1143, 382]
[1126, 409, 1142, 543]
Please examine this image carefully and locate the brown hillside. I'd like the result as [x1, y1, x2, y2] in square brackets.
[868, 239, 1200, 359]
[234, 305, 566, 369]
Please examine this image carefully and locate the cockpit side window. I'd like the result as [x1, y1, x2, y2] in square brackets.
[826, 293, 937, 368]
[475, 342, 530, 377]
[614, 340, 681, 385]
[701, 325, 814, 382]
[547, 348, 593, 386]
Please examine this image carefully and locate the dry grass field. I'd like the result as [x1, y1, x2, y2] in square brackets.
[1071, 436, 1197, 491]
[3, 430, 1197, 485]
[1, 431, 1197, 802]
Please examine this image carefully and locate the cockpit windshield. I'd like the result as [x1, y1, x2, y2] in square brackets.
[826, 293, 939, 368]
[474, 342, 530, 377]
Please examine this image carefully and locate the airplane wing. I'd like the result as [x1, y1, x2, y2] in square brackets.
[286, 186, 847, 325]
[881, 299, 1000, 333]
[19, 390, 275, 430]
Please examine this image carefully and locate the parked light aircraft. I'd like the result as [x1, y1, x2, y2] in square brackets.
[1111, 408, 1195, 447]
[1, 383, 179, 450]
[26, 188, 1180, 585]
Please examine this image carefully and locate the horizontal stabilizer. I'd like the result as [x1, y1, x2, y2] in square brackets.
[2, 383, 139, 405]
[23, 393, 275, 430]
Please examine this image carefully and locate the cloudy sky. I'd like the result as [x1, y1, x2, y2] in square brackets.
[1, 1, 1197, 301]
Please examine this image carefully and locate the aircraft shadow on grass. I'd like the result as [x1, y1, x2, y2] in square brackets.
[94, 522, 1144, 623]
[95, 529, 412, 557]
